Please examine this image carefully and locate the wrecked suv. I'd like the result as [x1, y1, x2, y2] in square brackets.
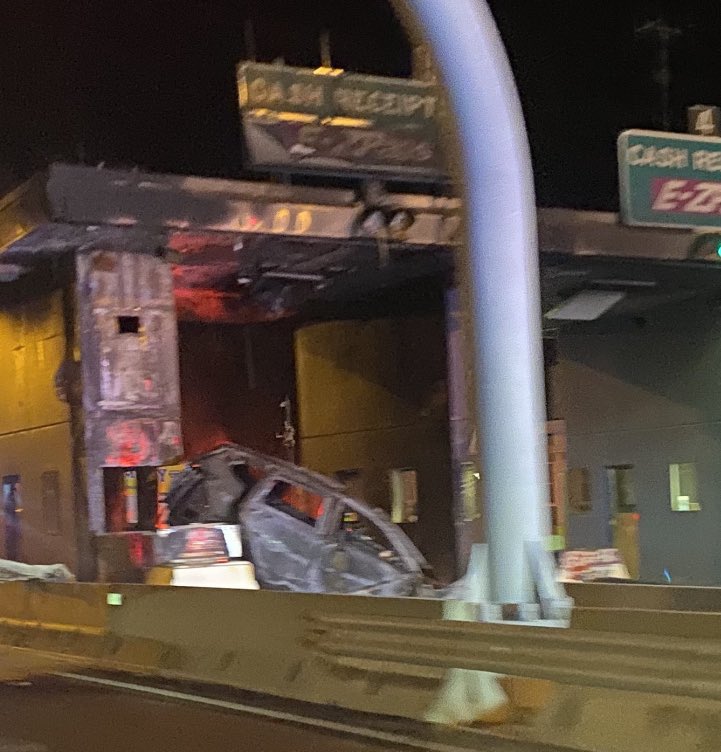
[165, 444, 431, 597]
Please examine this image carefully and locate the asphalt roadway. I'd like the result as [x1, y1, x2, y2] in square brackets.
[0, 652, 568, 752]
[0, 674, 409, 752]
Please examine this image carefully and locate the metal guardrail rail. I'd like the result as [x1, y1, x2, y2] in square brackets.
[567, 581, 721, 612]
[306, 612, 721, 701]
[567, 582, 721, 638]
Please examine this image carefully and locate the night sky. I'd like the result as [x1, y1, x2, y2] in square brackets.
[4, 0, 721, 209]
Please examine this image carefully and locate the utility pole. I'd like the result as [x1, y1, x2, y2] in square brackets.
[395, 0, 564, 615]
[319, 30, 332, 70]
[243, 19, 257, 62]
[636, 19, 682, 132]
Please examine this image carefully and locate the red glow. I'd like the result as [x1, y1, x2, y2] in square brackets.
[282, 484, 324, 519]
[155, 502, 169, 530]
[183, 425, 232, 457]
[105, 422, 152, 466]
[167, 230, 297, 324]
[173, 288, 292, 325]
[128, 535, 145, 568]
[166, 232, 237, 257]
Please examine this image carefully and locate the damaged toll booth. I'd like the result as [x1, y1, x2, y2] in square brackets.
[0, 163, 465, 581]
[0, 171, 184, 579]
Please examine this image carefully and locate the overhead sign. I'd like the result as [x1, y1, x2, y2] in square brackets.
[237, 62, 445, 181]
[618, 129, 721, 229]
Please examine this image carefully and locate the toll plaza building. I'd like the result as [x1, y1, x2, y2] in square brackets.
[3, 164, 721, 585]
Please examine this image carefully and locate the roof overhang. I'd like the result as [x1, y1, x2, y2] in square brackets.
[3, 163, 710, 260]
[4, 164, 721, 323]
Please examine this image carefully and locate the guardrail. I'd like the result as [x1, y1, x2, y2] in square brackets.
[567, 581, 721, 612]
[568, 581, 721, 637]
[306, 612, 721, 702]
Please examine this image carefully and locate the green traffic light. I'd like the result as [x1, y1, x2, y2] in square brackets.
[716, 242, 721, 258]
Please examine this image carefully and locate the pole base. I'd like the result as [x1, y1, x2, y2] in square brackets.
[447, 542, 573, 622]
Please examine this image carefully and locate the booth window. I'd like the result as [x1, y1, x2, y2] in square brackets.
[606, 465, 636, 514]
[568, 467, 591, 514]
[117, 315, 140, 334]
[670, 463, 700, 512]
[41, 470, 62, 534]
[2, 475, 22, 561]
[390, 469, 418, 523]
[460, 462, 481, 522]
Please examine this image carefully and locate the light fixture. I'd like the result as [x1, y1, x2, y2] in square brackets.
[356, 207, 416, 239]
[388, 209, 415, 237]
[313, 66, 344, 76]
[359, 209, 387, 237]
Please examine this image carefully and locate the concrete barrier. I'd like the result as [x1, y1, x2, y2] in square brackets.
[0, 582, 536, 724]
[3, 581, 721, 751]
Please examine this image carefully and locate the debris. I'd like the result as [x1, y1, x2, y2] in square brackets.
[0, 560, 74, 583]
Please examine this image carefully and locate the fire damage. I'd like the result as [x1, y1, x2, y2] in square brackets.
[162, 444, 435, 597]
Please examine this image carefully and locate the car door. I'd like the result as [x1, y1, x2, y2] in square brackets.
[238, 473, 329, 592]
[323, 497, 424, 596]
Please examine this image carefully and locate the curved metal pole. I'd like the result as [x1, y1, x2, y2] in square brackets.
[394, 0, 550, 604]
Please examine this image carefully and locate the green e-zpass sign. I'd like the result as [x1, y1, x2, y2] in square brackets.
[618, 129, 721, 229]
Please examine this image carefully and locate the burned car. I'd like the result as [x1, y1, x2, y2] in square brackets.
[164, 444, 431, 596]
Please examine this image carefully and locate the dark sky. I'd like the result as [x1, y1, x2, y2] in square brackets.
[3, 0, 721, 209]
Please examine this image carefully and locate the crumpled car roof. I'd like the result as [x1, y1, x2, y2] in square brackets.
[209, 443, 429, 570]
